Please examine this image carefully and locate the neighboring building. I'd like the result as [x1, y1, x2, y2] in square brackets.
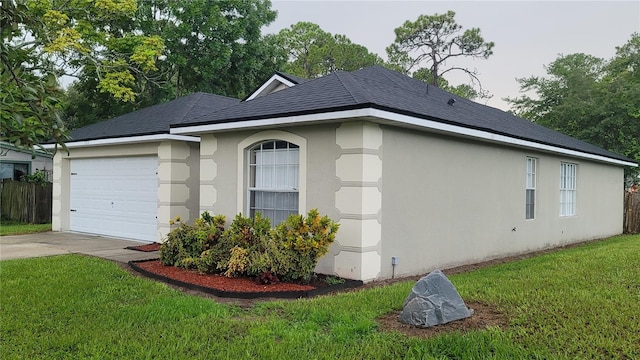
[0, 142, 53, 181]
[47, 66, 638, 281]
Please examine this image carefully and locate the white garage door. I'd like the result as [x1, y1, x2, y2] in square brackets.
[70, 156, 158, 242]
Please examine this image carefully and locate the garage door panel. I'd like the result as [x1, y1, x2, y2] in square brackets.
[70, 157, 158, 242]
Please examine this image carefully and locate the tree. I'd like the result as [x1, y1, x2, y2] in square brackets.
[386, 11, 494, 97]
[412, 67, 484, 100]
[506, 34, 640, 182]
[62, 0, 281, 129]
[272, 22, 382, 78]
[1, 0, 164, 150]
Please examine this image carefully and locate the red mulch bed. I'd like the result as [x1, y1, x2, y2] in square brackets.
[126, 242, 161, 252]
[135, 260, 315, 293]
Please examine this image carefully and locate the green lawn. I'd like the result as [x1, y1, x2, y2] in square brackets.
[0, 220, 51, 236]
[1, 234, 638, 359]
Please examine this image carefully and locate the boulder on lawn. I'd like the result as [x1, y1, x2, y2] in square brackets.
[398, 269, 473, 327]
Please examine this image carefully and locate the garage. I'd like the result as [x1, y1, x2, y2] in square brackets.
[69, 156, 158, 242]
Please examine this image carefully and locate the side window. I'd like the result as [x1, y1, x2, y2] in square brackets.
[560, 162, 577, 216]
[248, 140, 299, 226]
[526, 157, 536, 219]
[0, 162, 29, 180]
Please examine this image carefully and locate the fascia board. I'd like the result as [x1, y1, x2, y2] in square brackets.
[171, 108, 637, 168]
[245, 74, 297, 101]
[40, 134, 200, 150]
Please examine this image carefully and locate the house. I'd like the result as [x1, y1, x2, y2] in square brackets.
[47, 66, 637, 281]
[1, 141, 53, 181]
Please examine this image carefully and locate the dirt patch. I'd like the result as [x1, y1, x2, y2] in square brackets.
[125, 242, 161, 252]
[376, 301, 508, 338]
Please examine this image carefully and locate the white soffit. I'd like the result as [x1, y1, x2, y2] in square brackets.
[170, 108, 637, 167]
[245, 74, 297, 101]
[41, 134, 200, 150]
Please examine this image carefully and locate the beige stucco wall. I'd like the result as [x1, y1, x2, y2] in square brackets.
[52, 141, 200, 242]
[199, 120, 625, 282]
[379, 126, 624, 279]
[199, 124, 343, 275]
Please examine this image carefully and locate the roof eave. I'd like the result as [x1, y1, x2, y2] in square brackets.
[41, 134, 200, 150]
[170, 107, 637, 168]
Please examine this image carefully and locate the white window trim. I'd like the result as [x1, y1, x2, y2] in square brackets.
[560, 162, 577, 217]
[526, 157, 537, 220]
[237, 130, 307, 216]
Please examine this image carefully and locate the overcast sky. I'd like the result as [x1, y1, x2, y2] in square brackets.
[264, 1, 640, 111]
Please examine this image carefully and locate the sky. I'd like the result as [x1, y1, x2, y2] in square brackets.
[263, 0, 640, 111]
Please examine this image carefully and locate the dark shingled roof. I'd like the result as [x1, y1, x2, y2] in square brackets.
[173, 65, 633, 163]
[67, 92, 239, 142]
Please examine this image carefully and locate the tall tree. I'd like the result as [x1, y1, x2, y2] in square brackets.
[63, 0, 281, 129]
[412, 67, 485, 100]
[1, 0, 164, 150]
[386, 11, 494, 97]
[506, 34, 640, 182]
[272, 22, 382, 78]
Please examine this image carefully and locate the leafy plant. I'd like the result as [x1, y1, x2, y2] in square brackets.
[324, 276, 345, 286]
[23, 170, 50, 185]
[256, 271, 279, 285]
[272, 209, 340, 282]
[223, 246, 250, 277]
[159, 212, 226, 267]
[161, 209, 339, 283]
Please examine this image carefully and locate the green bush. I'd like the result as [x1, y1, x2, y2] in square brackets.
[272, 209, 339, 282]
[159, 213, 226, 267]
[160, 209, 339, 283]
[224, 246, 250, 277]
[209, 213, 271, 274]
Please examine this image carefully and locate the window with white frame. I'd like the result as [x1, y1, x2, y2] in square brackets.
[248, 140, 299, 226]
[560, 162, 577, 216]
[525, 157, 536, 219]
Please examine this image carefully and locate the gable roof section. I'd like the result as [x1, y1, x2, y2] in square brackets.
[276, 71, 310, 85]
[66, 92, 239, 143]
[172, 65, 635, 166]
[244, 71, 309, 101]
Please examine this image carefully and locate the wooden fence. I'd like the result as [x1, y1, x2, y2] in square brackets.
[0, 180, 52, 224]
[624, 192, 640, 234]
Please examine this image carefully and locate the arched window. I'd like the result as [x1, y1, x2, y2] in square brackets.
[248, 140, 299, 226]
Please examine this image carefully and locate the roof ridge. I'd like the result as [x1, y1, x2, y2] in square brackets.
[334, 71, 373, 104]
[176, 92, 203, 123]
[366, 65, 420, 93]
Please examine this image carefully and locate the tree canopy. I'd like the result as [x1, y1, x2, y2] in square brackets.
[271, 21, 382, 79]
[63, 0, 281, 129]
[386, 11, 494, 99]
[1, 0, 164, 150]
[506, 34, 640, 182]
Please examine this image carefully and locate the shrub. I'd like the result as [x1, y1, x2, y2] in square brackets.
[160, 212, 226, 267]
[224, 246, 250, 277]
[212, 213, 271, 275]
[161, 209, 339, 283]
[256, 271, 279, 285]
[272, 209, 340, 282]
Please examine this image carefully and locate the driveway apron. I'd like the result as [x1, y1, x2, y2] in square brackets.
[0, 232, 159, 262]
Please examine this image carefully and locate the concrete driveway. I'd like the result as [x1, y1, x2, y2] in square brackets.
[0, 231, 159, 262]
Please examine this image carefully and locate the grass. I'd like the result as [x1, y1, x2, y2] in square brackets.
[0, 219, 51, 236]
[1, 234, 638, 359]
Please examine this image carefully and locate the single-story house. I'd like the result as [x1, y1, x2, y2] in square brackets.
[47, 65, 638, 281]
[1, 141, 53, 181]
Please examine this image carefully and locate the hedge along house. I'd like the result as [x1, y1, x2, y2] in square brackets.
[46, 93, 239, 242]
[170, 65, 637, 282]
